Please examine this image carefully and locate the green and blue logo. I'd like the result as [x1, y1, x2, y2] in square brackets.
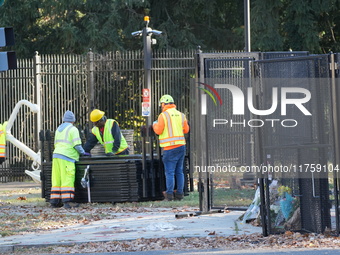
[197, 82, 223, 106]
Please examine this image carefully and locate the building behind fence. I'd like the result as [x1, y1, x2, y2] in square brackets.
[0, 49, 196, 182]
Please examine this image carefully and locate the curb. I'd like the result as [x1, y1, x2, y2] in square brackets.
[0, 240, 117, 254]
[0, 245, 13, 253]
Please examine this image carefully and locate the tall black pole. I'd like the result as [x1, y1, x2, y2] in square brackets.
[133, 16, 162, 198]
[244, 0, 251, 52]
[143, 23, 152, 157]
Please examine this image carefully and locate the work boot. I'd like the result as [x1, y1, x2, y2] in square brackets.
[174, 192, 184, 201]
[50, 201, 63, 208]
[163, 193, 174, 201]
[63, 202, 79, 209]
[50, 203, 62, 208]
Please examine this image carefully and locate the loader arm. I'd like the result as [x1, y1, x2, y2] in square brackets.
[4, 100, 41, 169]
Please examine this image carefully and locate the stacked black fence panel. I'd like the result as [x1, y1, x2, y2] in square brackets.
[137, 158, 165, 202]
[41, 162, 88, 202]
[41, 128, 169, 203]
[42, 156, 166, 203]
[76, 158, 140, 203]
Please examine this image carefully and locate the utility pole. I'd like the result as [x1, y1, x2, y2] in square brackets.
[143, 16, 152, 131]
[244, 0, 251, 52]
[132, 16, 163, 130]
[132, 16, 163, 197]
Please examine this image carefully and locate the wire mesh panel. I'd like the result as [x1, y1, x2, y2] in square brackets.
[204, 58, 254, 167]
[253, 55, 333, 234]
[193, 52, 335, 235]
[261, 51, 309, 59]
[193, 52, 260, 210]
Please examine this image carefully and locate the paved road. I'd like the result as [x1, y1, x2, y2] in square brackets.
[35, 248, 340, 255]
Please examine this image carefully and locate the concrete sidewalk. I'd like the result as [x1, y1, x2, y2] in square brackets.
[0, 181, 41, 191]
[2, 182, 340, 255]
[0, 209, 260, 246]
[0, 181, 261, 253]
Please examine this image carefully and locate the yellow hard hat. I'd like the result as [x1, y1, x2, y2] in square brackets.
[90, 109, 105, 122]
[159, 94, 174, 106]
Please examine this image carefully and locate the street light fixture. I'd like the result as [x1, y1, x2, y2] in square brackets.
[131, 15, 162, 125]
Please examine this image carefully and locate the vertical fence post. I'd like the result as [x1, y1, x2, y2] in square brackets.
[330, 53, 340, 235]
[195, 46, 210, 212]
[87, 49, 95, 114]
[33, 51, 41, 152]
[194, 46, 203, 211]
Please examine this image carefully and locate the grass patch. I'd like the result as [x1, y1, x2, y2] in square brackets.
[0, 187, 45, 206]
[211, 188, 255, 207]
[115, 191, 200, 208]
[112, 188, 254, 209]
[0, 186, 255, 208]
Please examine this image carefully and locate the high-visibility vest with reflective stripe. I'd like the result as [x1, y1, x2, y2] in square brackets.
[53, 125, 82, 161]
[92, 119, 128, 154]
[0, 123, 5, 159]
[159, 108, 186, 147]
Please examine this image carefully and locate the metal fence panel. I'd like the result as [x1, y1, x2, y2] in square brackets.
[0, 49, 196, 181]
[91, 49, 195, 153]
[193, 52, 260, 210]
[253, 55, 333, 234]
[40, 54, 88, 131]
[0, 58, 35, 182]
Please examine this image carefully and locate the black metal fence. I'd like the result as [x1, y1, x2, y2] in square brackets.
[253, 55, 333, 234]
[0, 49, 196, 182]
[193, 51, 338, 234]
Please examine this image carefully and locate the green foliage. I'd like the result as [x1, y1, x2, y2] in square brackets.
[251, 0, 284, 51]
[251, 0, 340, 53]
[149, 0, 244, 50]
[0, 0, 244, 57]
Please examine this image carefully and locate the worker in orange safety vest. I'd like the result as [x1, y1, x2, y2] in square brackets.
[152, 95, 189, 201]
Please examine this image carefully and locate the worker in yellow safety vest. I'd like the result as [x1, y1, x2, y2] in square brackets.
[0, 122, 6, 164]
[50, 110, 88, 208]
[84, 109, 129, 156]
[152, 95, 190, 201]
